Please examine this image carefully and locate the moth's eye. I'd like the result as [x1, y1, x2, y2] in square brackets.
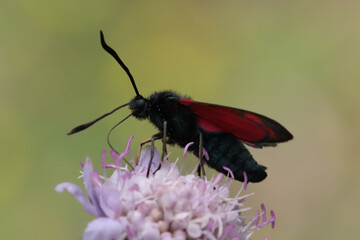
[136, 99, 146, 109]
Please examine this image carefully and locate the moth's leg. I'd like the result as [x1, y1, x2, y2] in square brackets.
[197, 131, 206, 178]
[161, 121, 168, 161]
[154, 121, 168, 174]
[146, 136, 155, 177]
[146, 134, 160, 178]
[135, 132, 161, 166]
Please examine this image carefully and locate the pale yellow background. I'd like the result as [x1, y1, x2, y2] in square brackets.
[1, 1, 359, 239]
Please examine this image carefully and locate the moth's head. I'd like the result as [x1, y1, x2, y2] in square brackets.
[129, 95, 149, 119]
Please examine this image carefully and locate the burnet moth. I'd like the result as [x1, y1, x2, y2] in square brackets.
[68, 31, 293, 183]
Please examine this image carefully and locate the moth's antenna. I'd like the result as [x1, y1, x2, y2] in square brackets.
[67, 103, 129, 135]
[106, 113, 134, 170]
[107, 113, 133, 153]
[100, 31, 140, 97]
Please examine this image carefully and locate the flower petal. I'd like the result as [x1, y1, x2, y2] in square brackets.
[55, 182, 99, 216]
[98, 186, 123, 219]
[186, 221, 202, 238]
[83, 158, 104, 217]
[139, 221, 161, 240]
[82, 217, 126, 240]
[116, 135, 134, 165]
[138, 145, 160, 170]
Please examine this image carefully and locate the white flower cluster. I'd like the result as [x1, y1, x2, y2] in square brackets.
[56, 136, 275, 240]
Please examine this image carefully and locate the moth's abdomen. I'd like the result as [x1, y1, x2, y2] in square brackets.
[201, 131, 267, 183]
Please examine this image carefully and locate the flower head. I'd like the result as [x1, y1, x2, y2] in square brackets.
[56, 136, 275, 240]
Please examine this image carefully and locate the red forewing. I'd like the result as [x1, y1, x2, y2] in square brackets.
[178, 99, 293, 147]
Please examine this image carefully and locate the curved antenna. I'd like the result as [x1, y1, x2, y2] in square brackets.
[67, 103, 129, 135]
[106, 113, 134, 169]
[107, 113, 134, 170]
[100, 31, 140, 97]
[107, 113, 133, 153]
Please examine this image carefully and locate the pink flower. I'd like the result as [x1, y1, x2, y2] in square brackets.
[56, 136, 275, 240]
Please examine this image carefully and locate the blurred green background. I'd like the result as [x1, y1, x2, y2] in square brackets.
[1, 0, 359, 239]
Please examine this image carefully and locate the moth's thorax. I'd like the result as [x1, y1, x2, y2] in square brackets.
[147, 91, 183, 125]
[147, 91, 199, 145]
[148, 91, 182, 103]
[129, 91, 182, 120]
[130, 90, 198, 146]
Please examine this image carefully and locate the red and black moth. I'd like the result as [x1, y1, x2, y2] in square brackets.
[68, 31, 293, 183]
